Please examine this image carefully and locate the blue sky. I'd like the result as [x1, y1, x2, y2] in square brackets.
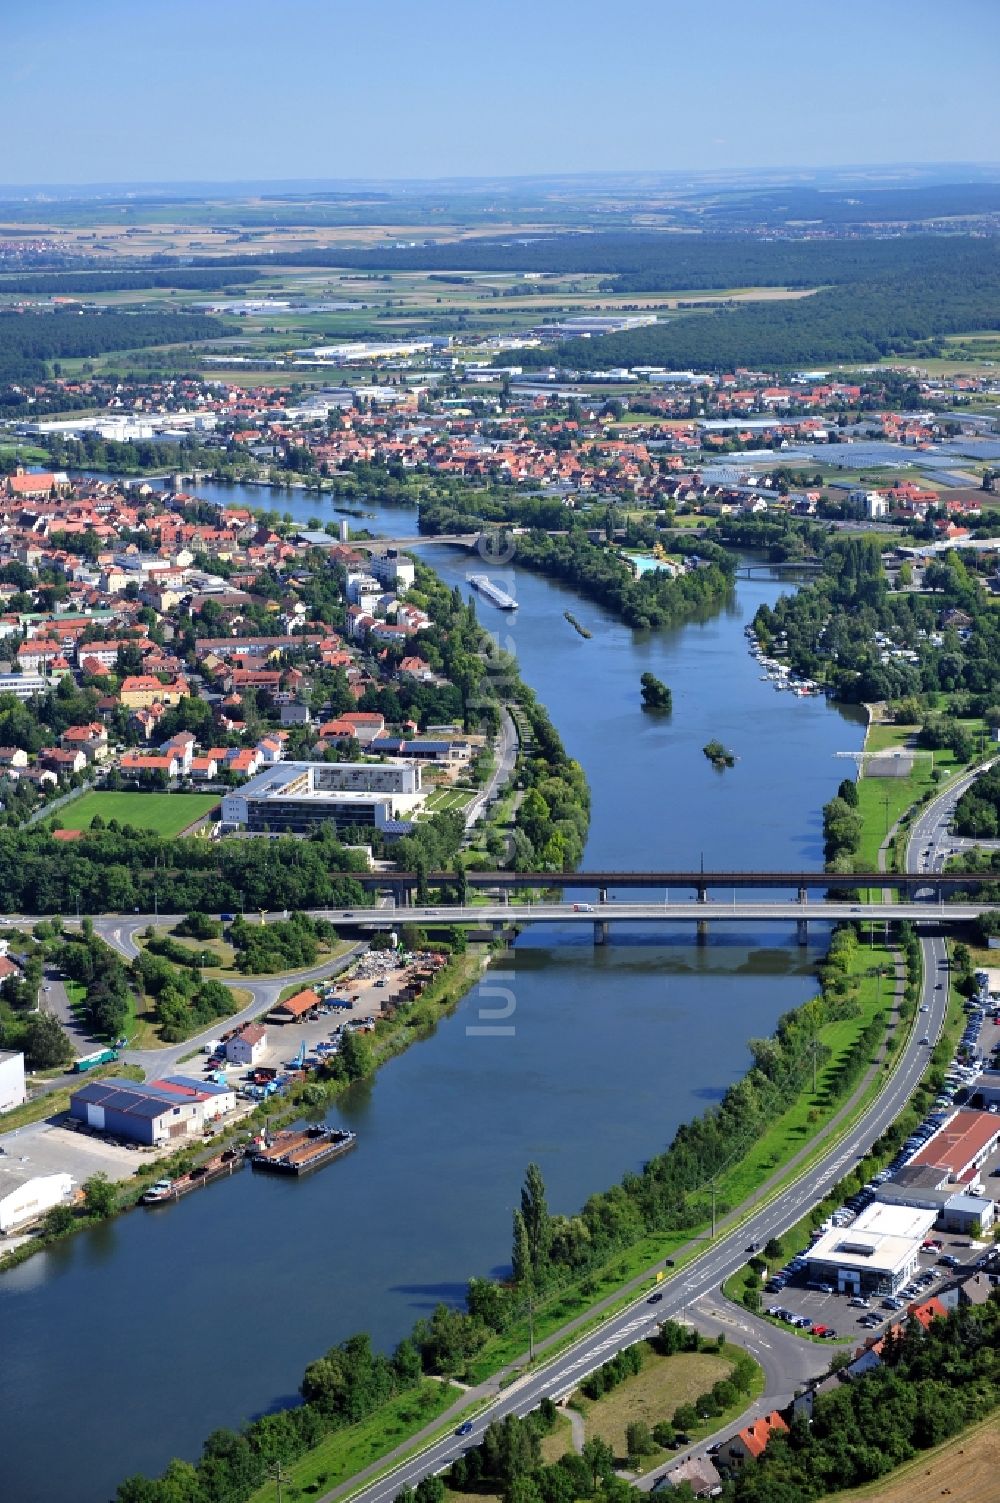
[4, 0, 1000, 185]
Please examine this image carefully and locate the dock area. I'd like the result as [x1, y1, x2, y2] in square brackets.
[141, 1149, 245, 1204]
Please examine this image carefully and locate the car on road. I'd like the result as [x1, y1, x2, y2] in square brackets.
[920, 1036, 931, 1045]
[572, 903, 594, 912]
[647, 1291, 663, 1304]
[456, 1421, 474, 1437]
[745, 1241, 760, 1253]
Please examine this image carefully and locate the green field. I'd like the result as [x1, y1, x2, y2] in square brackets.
[61, 792, 219, 837]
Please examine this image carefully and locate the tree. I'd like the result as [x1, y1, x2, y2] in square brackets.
[582, 1436, 615, 1488]
[520, 1163, 551, 1277]
[511, 1209, 532, 1285]
[625, 1420, 654, 1463]
[640, 673, 672, 712]
[41, 1203, 75, 1238]
[414, 1476, 445, 1503]
[339, 1028, 374, 1082]
[83, 1172, 117, 1219]
[23, 1010, 72, 1068]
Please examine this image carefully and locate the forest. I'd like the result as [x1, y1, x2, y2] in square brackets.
[198, 231, 993, 289]
[0, 309, 226, 381]
[514, 248, 1000, 371]
[0, 823, 370, 914]
[0, 268, 264, 294]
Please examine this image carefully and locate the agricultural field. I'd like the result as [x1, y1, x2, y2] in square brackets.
[60, 791, 219, 838]
[827, 1413, 1000, 1502]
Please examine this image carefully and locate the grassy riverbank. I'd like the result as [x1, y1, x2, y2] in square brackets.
[243, 1382, 462, 1503]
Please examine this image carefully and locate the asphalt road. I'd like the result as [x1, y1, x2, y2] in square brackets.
[322, 774, 967, 1503]
[465, 706, 518, 831]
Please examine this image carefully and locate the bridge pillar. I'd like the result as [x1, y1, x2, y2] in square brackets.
[599, 887, 609, 904]
[696, 918, 709, 943]
[798, 887, 808, 905]
[697, 885, 708, 904]
[594, 920, 608, 946]
[797, 917, 809, 946]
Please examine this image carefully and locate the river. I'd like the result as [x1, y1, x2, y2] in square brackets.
[0, 478, 866, 1503]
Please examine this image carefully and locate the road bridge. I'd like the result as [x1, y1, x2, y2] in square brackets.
[367, 868, 989, 903]
[329, 898, 989, 946]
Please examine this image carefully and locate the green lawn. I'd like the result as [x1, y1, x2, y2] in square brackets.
[856, 719, 985, 873]
[60, 792, 220, 838]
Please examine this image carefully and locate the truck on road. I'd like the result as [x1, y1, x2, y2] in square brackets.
[71, 1048, 118, 1073]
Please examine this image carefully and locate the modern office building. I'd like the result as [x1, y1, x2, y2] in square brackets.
[220, 760, 425, 834]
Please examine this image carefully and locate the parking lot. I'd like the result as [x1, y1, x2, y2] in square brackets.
[1, 1118, 144, 1189]
[204, 946, 449, 1088]
[761, 1241, 973, 1341]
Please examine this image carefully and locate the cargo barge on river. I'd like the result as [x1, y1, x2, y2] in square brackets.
[249, 1125, 357, 1176]
[469, 574, 518, 610]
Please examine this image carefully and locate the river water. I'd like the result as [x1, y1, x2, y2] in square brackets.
[0, 479, 866, 1503]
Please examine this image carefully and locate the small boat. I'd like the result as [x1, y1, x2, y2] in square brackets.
[141, 1178, 174, 1205]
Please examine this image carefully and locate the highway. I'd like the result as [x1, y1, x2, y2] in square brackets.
[322, 773, 968, 1503]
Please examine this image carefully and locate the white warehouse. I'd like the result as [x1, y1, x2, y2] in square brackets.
[0, 1165, 73, 1234]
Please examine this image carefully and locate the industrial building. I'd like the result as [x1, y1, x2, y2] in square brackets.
[908, 1108, 1000, 1184]
[70, 1076, 235, 1146]
[0, 1165, 73, 1234]
[0, 1049, 26, 1113]
[804, 1201, 938, 1295]
[220, 759, 425, 834]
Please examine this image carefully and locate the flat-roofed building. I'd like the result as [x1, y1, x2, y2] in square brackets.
[220, 760, 425, 834]
[805, 1200, 937, 1295]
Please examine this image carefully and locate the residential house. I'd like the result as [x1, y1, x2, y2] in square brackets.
[225, 1024, 268, 1067]
[61, 723, 109, 763]
[119, 675, 189, 709]
[41, 747, 86, 778]
[723, 1412, 789, 1468]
